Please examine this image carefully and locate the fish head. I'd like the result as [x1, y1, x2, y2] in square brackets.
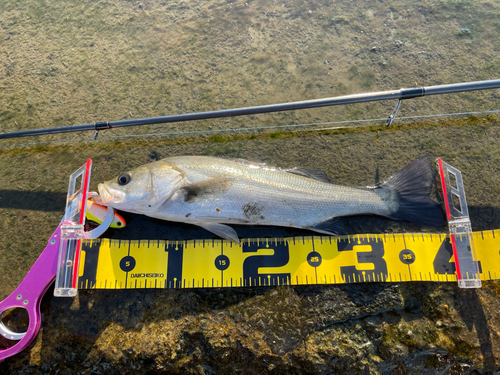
[98, 161, 185, 213]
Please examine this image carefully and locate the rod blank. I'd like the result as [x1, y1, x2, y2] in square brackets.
[1, 79, 499, 140]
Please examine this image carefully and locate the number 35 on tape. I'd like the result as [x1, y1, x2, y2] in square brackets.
[76, 230, 500, 290]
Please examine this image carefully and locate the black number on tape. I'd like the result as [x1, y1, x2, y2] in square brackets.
[338, 238, 388, 282]
[243, 241, 291, 286]
[164, 243, 183, 287]
[433, 239, 456, 275]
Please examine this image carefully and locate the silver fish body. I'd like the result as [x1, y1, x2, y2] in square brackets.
[98, 155, 443, 242]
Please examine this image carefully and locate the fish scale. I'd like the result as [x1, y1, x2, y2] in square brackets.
[163, 156, 394, 218]
[161, 169, 382, 228]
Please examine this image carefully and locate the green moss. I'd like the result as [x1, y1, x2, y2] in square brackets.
[207, 134, 229, 143]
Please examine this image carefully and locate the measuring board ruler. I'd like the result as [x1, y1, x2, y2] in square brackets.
[76, 230, 500, 290]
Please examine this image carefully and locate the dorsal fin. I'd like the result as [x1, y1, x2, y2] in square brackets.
[219, 157, 268, 168]
[219, 157, 334, 183]
[286, 168, 333, 183]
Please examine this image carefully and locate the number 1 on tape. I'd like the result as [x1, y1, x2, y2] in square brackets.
[438, 158, 481, 288]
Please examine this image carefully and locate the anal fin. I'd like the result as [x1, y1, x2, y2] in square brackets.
[305, 218, 347, 236]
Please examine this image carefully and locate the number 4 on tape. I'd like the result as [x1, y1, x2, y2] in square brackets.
[438, 158, 481, 288]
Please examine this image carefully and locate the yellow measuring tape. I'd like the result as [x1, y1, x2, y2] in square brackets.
[77, 229, 500, 289]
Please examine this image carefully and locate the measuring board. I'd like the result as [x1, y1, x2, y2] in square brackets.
[76, 230, 500, 290]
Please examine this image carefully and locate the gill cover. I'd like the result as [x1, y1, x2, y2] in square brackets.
[98, 160, 185, 213]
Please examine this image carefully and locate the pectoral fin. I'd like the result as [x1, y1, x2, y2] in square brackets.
[196, 222, 241, 244]
[181, 177, 233, 202]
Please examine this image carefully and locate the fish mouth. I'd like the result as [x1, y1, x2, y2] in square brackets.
[97, 183, 124, 205]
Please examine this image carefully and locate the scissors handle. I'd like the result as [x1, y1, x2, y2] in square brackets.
[0, 225, 61, 362]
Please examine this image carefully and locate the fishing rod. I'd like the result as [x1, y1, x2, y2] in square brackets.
[1, 79, 500, 140]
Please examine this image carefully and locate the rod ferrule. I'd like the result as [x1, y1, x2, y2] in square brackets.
[400, 87, 425, 99]
[94, 122, 110, 131]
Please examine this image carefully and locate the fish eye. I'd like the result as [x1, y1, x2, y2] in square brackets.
[117, 173, 131, 186]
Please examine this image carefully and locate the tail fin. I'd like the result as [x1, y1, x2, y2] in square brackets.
[383, 156, 444, 227]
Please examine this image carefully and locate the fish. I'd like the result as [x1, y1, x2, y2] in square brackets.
[97, 155, 444, 243]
